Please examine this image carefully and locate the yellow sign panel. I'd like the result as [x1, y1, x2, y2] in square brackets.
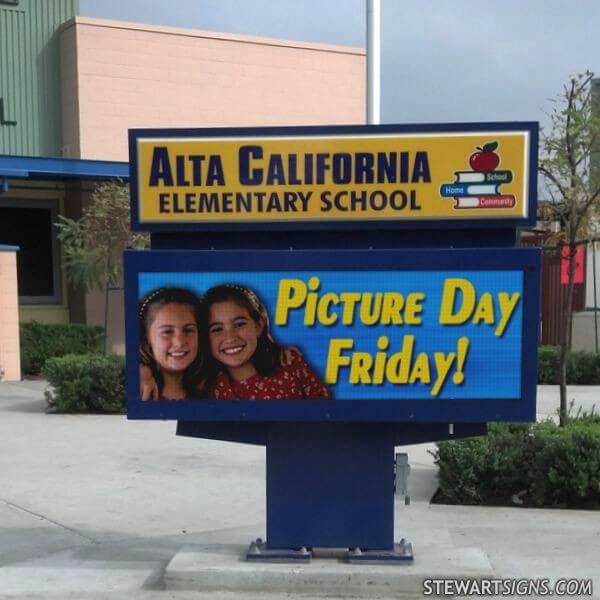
[134, 130, 531, 224]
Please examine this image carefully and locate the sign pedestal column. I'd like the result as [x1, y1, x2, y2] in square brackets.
[245, 423, 413, 562]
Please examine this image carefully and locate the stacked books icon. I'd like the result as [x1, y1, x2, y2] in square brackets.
[439, 170, 515, 209]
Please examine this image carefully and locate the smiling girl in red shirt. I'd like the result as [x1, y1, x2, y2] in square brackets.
[201, 284, 331, 401]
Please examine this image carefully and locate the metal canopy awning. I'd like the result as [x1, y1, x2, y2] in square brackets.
[0, 154, 129, 185]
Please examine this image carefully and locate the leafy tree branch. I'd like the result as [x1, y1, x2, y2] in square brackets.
[539, 70, 600, 426]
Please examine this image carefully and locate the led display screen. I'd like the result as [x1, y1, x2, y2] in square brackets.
[125, 248, 539, 422]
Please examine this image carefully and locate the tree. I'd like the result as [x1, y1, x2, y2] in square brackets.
[539, 71, 600, 426]
[56, 181, 148, 352]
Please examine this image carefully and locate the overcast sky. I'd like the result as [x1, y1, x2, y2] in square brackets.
[79, 0, 600, 129]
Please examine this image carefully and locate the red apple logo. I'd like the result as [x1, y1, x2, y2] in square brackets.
[469, 141, 500, 172]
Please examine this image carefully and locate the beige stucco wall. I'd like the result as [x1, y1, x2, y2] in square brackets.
[58, 17, 366, 350]
[60, 17, 366, 161]
[0, 250, 21, 381]
[572, 311, 600, 352]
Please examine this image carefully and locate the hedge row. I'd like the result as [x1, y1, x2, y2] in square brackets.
[433, 416, 600, 508]
[18, 322, 600, 418]
[44, 353, 125, 413]
[20, 321, 104, 375]
[19, 323, 600, 384]
[538, 346, 600, 385]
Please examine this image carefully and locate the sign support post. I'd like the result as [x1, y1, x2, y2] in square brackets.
[264, 424, 399, 560]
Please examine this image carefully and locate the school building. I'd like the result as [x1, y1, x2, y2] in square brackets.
[0, 0, 366, 380]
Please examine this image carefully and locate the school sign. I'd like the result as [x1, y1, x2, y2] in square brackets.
[125, 122, 540, 556]
[129, 123, 537, 230]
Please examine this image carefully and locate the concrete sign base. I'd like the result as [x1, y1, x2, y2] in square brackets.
[164, 543, 493, 596]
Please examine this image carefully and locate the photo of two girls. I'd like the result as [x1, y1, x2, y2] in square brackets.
[138, 283, 332, 402]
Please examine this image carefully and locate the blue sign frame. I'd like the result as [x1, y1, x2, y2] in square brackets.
[125, 247, 540, 423]
[128, 122, 538, 233]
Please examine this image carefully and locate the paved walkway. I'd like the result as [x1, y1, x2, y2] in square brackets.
[0, 380, 598, 598]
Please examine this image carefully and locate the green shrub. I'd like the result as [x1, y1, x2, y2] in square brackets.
[568, 351, 600, 385]
[433, 417, 600, 508]
[434, 423, 531, 505]
[537, 346, 559, 384]
[527, 417, 600, 506]
[43, 353, 125, 413]
[20, 321, 104, 375]
[537, 346, 600, 384]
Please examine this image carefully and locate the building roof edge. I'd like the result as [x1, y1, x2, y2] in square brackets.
[59, 16, 365, 56]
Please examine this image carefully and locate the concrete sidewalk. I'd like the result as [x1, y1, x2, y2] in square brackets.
[0, 380, 598, 598]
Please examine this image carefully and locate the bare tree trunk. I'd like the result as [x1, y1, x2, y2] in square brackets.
[558, 242, 577, 426]
[103, 252, 111, 354]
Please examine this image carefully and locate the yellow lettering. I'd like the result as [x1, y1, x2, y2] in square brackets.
[316, 292, 339, 326]
[405, 292, 425, 325]
[325, 339, 353, 384]
[496, 292, 521, 336]
[384, 335, 414, 384]
[340, 292, 361, 325]
[275, 279, 306, 325]
[304, 276, 321, 325]
[373, 336, 389, 384]
[350, 353, 373, 384]
[409, 352, 431, 384]
[439, 278, 476, 325]
[380, 293, 404, 325]
[472, 292, 495, 325]
[431, 352, 455, 396]
[359, 293, 383, 326]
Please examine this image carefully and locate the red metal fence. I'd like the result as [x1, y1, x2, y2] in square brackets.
[520, 241, 586, 346]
